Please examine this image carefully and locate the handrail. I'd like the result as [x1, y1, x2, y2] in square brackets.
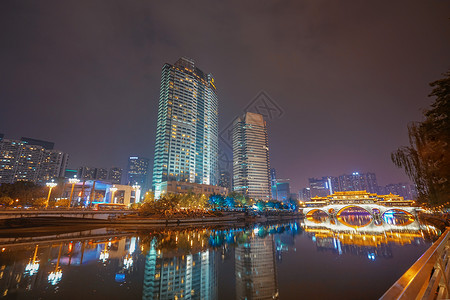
[380, 227, 450, 300]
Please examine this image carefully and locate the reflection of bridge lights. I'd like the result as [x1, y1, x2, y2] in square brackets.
[100, 250, 109, 262]
[25, 261, 40, 276]
[123, 255, 133, 269]
[48, 269, 62, 285]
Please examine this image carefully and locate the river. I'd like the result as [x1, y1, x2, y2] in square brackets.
[0, 213, 442, 299]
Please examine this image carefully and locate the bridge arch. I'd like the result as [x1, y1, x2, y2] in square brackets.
[305, 209, 328, 218]
[336, 205, 373, 229]
[382, 209, 415, 226]
[336, 205, 372, 217]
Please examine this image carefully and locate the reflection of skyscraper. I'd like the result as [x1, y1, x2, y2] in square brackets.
[235, 236, 278, 300]
[232, 112, 271, 200]
[143, 240, 217, 300]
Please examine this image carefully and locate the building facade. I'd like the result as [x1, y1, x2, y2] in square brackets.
[275, 179, 291, 202]
[108, 167, 123, 184]
[232, 112, 271, 200]
[0, 138, 68, 184]
[157, 181, 227, 197]
[309, 177, 333, 198]
[127, 156, 150, 190]
[338, 172, 378, 194]
[152, 57, 219, 198]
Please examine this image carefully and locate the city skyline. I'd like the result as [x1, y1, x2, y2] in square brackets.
[1, 1, 450, 191]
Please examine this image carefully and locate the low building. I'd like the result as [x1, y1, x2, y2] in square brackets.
[159, 181, 227, 197]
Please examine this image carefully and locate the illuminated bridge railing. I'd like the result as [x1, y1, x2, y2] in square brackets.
[380, 227, 450, 300]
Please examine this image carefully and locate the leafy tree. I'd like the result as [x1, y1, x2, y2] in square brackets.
[0, 182, 46, 205]
[0, 196, 14, 207]
[33, 197, 48, 207]
[392, 71, 450, 207]
[255, 200, 266, 211]
[224, 196, 235, 208]
[143, 191, 155, 203]
[55, 199, 70, 207]
[208, 194, 225, 209]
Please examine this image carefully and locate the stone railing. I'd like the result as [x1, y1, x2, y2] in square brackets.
[380, 227, 450, 300]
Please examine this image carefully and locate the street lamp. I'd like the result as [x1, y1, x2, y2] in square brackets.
[110, 186, 118, 204]
[46, 181, 58, 208]
[132, 183, 141, 203]
[68, 176, 80, 208]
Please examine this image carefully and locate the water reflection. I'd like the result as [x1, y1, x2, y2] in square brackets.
[303, 212, 440, 261]
[0, 216, 441, 299]
[235, 235, 278, 300]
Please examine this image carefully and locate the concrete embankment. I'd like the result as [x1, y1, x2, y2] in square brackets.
[0, 212, 303, 229]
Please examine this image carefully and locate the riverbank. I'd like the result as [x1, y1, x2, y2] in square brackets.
[0, 211, 303, 229]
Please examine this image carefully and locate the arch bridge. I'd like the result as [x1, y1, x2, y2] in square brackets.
[303, 203, 418, 219]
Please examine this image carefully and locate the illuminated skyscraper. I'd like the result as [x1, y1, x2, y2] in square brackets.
[232, 112, 271, 200]
[152, 57, 218, 198]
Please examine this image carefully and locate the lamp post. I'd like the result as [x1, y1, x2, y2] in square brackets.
[68, 177, 80, 208]
[46, 181, 57, 208]
[110, 186, 117, 204]
[132, 183, 141, 203]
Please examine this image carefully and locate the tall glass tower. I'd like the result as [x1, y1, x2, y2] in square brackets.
[152, 57, 218, 198]
[232, 112, 271, 200]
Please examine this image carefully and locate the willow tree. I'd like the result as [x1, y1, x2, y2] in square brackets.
[392, 71, 450, 207]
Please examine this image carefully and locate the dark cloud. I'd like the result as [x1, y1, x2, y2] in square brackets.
[1, 0, 449, 191]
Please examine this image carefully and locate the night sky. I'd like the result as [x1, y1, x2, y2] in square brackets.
[1, 1, 449, 191]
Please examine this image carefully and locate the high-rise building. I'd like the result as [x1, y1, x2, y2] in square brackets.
[78, 166, 97, 181]
[232, 112, 271, 200]
[380, 183, 417, 200]
[0, 138, 68, 184]
[338, 172, 378, 193]
[108, 167, 123, 184]
[309, 177, 333, 198]
[127, 156, 149, 190]
[218, 170, 231, 191]
[37, 150, 69, 183]
[299, 187, 311, 201]
[95, 168, 108, 181]
[152, 57, 218, 198]
[20, 137, 54, 150]
[270, 168, 277, 199]
[275, 179, 290, 202]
